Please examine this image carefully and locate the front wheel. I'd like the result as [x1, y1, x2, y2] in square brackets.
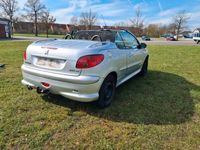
[96, 75, 116, 108]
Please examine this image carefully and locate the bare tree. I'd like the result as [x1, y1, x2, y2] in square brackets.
[130, 6, 144, 28]
[114, 21, 128, 27]
[41, 11, 56, 38]
[79, 9, 97, 30]
[145, 24, 160, 37]
[167, 23, 176, 35]
[172, 10, 190, 40]
[70, 16, 78, 25]
[159, 25, 168, 36]
[130, 6, 144, 36]
[24, 0, 46, 36]
[0, 0, 18, 36]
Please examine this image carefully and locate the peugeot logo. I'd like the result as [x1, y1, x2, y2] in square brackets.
[44, 50, 49, 55]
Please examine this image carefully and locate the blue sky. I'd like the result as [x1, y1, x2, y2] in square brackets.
[18, 0, 200, 30]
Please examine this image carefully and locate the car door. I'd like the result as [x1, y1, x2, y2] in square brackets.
[120, 31, 144, 75]
[114, 32, 129, 81]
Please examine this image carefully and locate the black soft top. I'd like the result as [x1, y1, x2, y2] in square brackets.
[72, 29, 117, 42]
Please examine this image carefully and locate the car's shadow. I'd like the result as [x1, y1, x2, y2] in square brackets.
[42, 71, 199, 125]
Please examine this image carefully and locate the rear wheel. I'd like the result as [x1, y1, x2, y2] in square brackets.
[138, 57, 148, 76]
[96, 74, 116, 108]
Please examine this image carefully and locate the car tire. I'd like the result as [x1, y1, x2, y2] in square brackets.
[138, 57, 148, 76]
[96, 74, 116, 108]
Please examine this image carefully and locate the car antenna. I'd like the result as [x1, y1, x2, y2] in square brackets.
[101, 15, 107, 28]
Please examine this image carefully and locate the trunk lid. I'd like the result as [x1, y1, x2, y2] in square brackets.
[25, 39, 101, 76]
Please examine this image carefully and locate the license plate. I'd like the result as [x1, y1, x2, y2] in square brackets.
[36, 57, 64, 69]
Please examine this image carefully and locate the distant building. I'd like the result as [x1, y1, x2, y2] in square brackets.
[193, 28, 200, 43]
[181, 31, 193, 38]
[193, 28, 200, 34]
[13, 21, 140, 36]
[0, 18, 11, 38]
[193, 28, 200, 38]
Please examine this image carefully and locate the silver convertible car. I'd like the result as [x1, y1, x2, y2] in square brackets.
[21, 29, 149, 107]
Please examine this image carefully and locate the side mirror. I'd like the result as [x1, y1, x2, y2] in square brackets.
[138, 43, 147, 49]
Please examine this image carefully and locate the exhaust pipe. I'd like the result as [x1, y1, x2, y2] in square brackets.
[36, 87, 49, 94]
[27, 85, 33, 90]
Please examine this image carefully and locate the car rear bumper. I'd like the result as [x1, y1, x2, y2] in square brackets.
[21, 64, 103, 102]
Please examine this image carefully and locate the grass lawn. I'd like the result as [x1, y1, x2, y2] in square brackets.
[0, 41, 200, 149]
[13, 33, 65, 39]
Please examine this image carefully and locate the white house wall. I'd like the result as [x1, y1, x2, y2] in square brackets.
[0, 20, 11, 38]
[193, 29, 200, 33]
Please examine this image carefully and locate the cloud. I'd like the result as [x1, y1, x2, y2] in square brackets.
[98, 18, 129, 26]
[52, 4, 76, 18]
[146, 6, 185, 25]
[51, 0, 89, 23]
[52, 0, 134, 25]
[14, 0, 200, 29]
[127, 0, 135, 10]
[18, 0, 26, 7]
[85, 1, 131, 17]
[146, 17, 171, 25]
[159, 8, 179, 17]
[156, 0, 163, 11]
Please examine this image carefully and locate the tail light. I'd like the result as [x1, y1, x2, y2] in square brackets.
[41, 82, 50, 88]
[23, 51, 27, 61]
[76, 54, 104, 69]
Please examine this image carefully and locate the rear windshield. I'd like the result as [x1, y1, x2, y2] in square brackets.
[71, 30, 116, 42]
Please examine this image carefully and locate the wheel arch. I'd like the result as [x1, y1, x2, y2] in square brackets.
[107, 71, 117, 81]
[102, 71, 118, 85]
[144, 54, 149, 63]
[146, 54, 149, 60]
